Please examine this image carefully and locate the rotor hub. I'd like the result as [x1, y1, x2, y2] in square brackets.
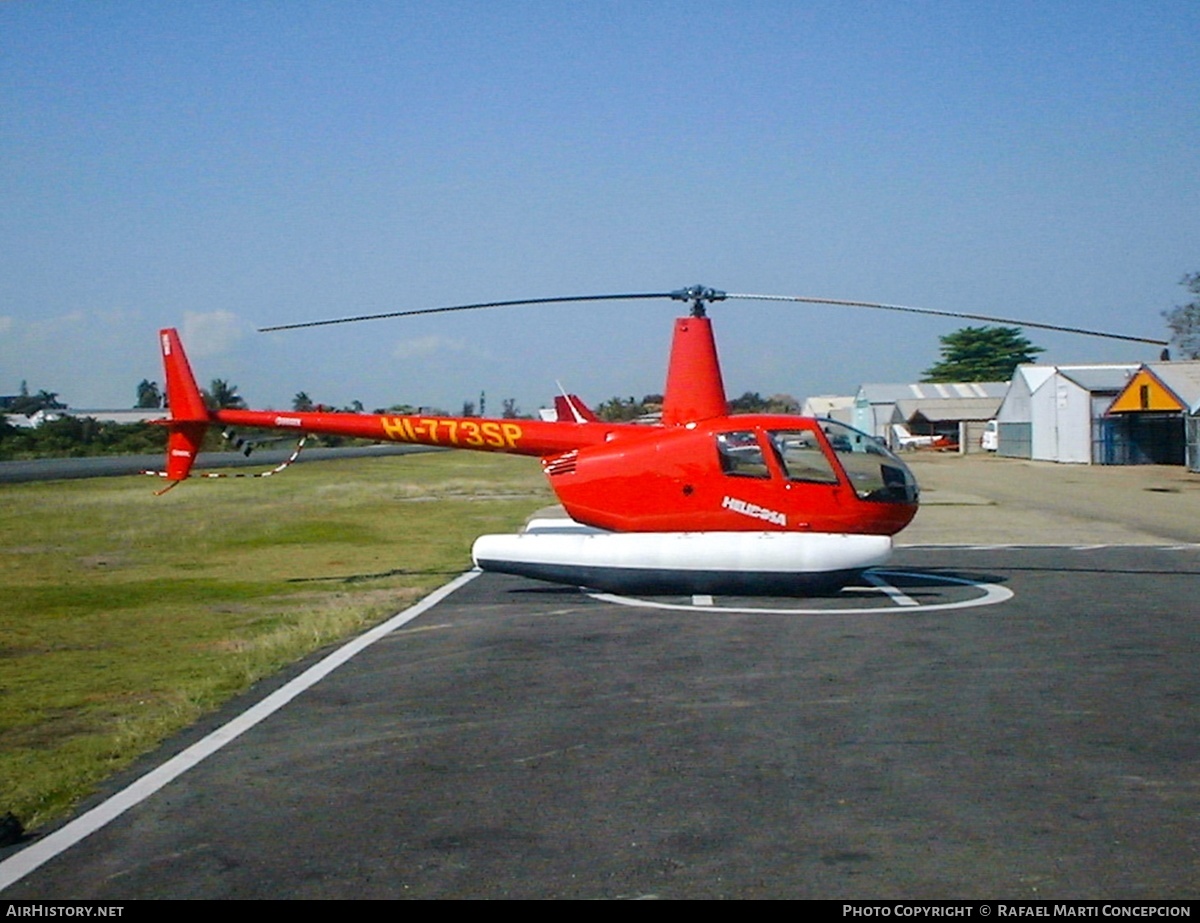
[669, 285, 727, 317]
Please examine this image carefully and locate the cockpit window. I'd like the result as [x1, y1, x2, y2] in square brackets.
[818, 419, 919, 504]
[715, 430, 771, 479]
[768, 430, 839, 484]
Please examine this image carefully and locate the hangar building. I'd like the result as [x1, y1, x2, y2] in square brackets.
[994, 364, 1137, 464]
[853, 382, 1007, 452]
[1105, 360, 1200, 472]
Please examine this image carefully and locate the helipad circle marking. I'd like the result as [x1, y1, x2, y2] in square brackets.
[586, 569, 1013, 615]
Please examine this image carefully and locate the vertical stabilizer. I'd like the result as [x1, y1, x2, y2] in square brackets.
[159, 329, 211, 481]
[661, 316, 728, 425]
[554, 393, 599, 423]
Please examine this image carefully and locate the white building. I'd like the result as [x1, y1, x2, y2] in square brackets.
[800, 395, 854, 425]
[995, 364, 1137, 463]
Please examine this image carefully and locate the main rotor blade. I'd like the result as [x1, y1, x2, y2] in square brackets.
[259, 283, 1168, 347]
[258, 292, 673, 332]
[725, 292, 1169, 346]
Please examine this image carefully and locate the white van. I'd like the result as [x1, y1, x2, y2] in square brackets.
[981, 419, 998, 452]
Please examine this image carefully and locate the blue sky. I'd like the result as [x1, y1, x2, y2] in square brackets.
[2, 1, 1197, 414]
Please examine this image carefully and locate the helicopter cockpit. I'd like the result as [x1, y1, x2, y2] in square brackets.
[715, 419, 918, 506]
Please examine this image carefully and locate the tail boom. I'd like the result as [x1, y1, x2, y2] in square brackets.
[213, 408, 642, 458]
[155, 328, 652, 485]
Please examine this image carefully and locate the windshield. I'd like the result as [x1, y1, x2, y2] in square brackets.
[815, 419, 918, 504]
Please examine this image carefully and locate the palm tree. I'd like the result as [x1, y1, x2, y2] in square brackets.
[205, 379, 246, 410]
[136, 379, 163, 409]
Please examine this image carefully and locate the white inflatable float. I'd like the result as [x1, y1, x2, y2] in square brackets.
[472, 518, 893, 595]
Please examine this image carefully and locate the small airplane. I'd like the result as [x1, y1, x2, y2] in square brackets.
[891, 423, 958, 452]
[154, 285, 1167, 595]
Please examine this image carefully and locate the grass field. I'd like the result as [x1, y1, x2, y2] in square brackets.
[0, 450, 552, 830]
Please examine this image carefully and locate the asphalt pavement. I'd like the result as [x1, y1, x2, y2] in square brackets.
[1, 453, 1197, 899]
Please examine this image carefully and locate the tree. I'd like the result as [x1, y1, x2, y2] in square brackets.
[136, 379, 162, 409]
[766, 393, 801, 414]
[292, 391, 314, 412]
[594, 394, 665, 422]
[922, 326, 1043, 382]
[1163, 272, 1200, 359]
[8, 384, 66, 416]
[36, 390, 65, 410]
[596, 396, 643, 421]
[729, 391, 769, 413]
[204, 379, 246, 410]
[728, 391, 802, 415]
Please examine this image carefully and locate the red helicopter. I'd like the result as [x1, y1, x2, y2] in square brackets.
[155, 285, 1166, 595]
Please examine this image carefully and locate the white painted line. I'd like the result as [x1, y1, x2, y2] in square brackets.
[862, 572, 920, 606]
[900, 543, 1200, 551]
[692, 594, 715, 606]
[0, 569, 481, 894]
[589, 570, 1013, 615]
